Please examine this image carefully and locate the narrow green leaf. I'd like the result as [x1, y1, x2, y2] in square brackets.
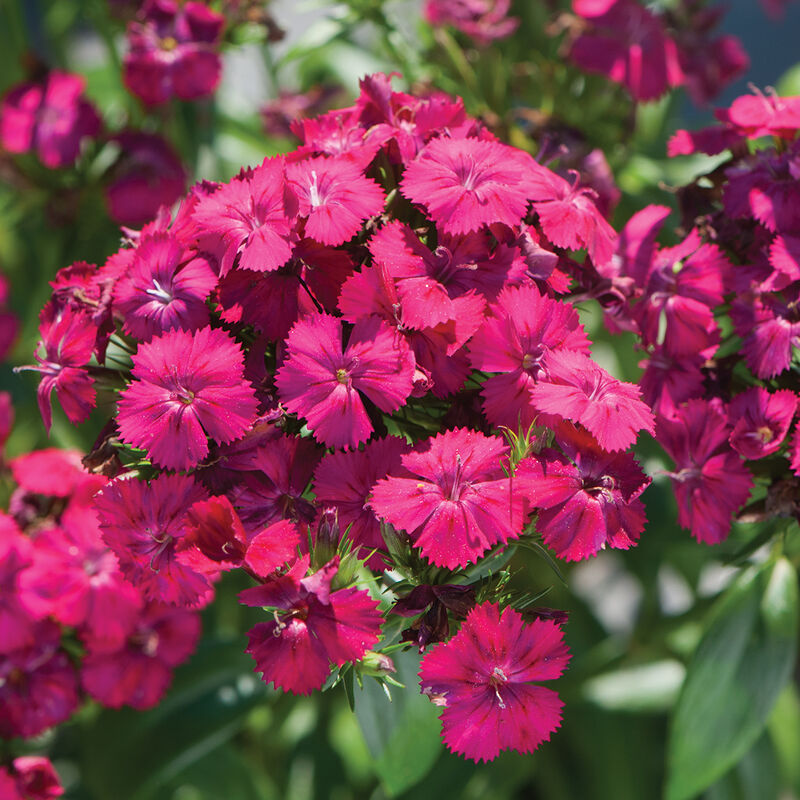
[666, 558, 798, 800]
[354, 649, 442, 796]
[583, 659, 685, 713]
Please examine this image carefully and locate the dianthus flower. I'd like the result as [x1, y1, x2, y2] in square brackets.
[191, 157, 296, 276]
[369, 428, 527, 568]
[569, 0, 684, 101]
[0, 621, 79, 739]
[113, 231, 216, 340]
[0, 70, 100, 168]
[400, 137, 535, 234]
[530, 349, 655, 452]
[516, 424, 650, 561]
[7, 757, 63, 800]
[123, 0, 225, 106]
[25, 307, 96, 432]
[0, 514, 41, 654]
[275, 314, 414, 449]
[424, 0, 519, 45]
[286, 155, 385, 246]
[185, 496, 300, 577]
[82, 601, 201, 709]
[313, 436, 411, 564]
[728, 387, 796, 460]
[117, 326, 259, 471]
[104, 132, 187, 226]
[94, 473, 212, 606]
[468, 284, 590, 430]
[241, 555, 383, 695]
[419, 602, 570, 762]
[658, 399, 753, 544]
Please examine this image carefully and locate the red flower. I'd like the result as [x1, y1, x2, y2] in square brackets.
[240, 556, 383, 695]
[419, 602, 570, 762]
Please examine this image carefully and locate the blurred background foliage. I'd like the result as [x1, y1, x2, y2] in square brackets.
[2, 1, 800, 798]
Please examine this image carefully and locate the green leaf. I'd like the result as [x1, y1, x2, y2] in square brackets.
[666, 558, 798, 800]
[79, 638, 268, 800]
[767, 683, 800, 793]
[354, 649, 442, 796]
[583, 659, 685, 713]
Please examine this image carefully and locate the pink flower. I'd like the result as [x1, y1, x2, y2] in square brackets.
[113, 231, 217, 340]
[569, 0, 684, 101]
[117, 326, 259, 471]
[123, 0, 225, 106]
[530, 349, 655, 452]
[0, 621, 79, 739]
[400, 137, 535, 234]
[191, 158, 296, 276]
[0, 71, 100, 168]
[369, 428, 528, 568]
[313, 436, 411, 564]
[11, 757, 63, 800]
[104, 132, 187, 226]
[94, 474, 212, 606]
[728, 387, 796, 460]
[82, 601, 201, 709]
[468, 284, 590, 430]
[424, 0, 519, 45]
[419, 602, 570, 762]
[286, 155, 385, 245]
[240, 555, 383, 695]
[657, 399, 753, 544]
[275, 314, 414, 449]
[0, 514, 41, 654]
[516, 423, 650, 561]
[26, 307, 96, 433]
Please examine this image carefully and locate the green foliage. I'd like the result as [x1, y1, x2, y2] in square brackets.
[666, 558, 799, 800]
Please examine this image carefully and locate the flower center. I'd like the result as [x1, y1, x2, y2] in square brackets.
[489, 666, 508, 709]
[145, 277, 174, 304]
[335, 368, 350, 385]
[756, 425, 775, 443]
[160, 36, 178, 51]
[308, 170, 323, 208]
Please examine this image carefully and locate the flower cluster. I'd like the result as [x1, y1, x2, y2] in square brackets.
[568, 0, 748, 103]
[0, 401, 203, 750]
[28, 73, 661, 762]
[573, 87, 800, 544]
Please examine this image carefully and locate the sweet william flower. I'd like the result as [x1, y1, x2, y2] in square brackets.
[419, 602, 570, 762]
[530, 349, 655, 452]
[369, 428, 528, 568]
[0, 70, 100, 168]
[117, 326, 259, 471]
[400, 137, 535, 235]
[424, 0, 519, 45]
[275, 314, 414, 449]
[95, 473, 212, 606]
[241, 555, 383, 695]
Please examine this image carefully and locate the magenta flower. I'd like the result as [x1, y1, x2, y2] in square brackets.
[275, 314, 415, 449]
[191, 157, 296, 276]
[240, 555, 383, 695]
[113, 231, 217, 340]
[658, 399, 753, 544]
[0, 621, 79, 739]
[468, 284, 590, 431]
[419, 602, 570, 762]
[728, 387, 796, 460]
[313, 436, 411, 563]
[104, 132, 187, 226]
[0, 70, 100, 168]
[117, 326, 259, 471]
[82, 601, 201, 709]
[400, 137, 535, 234]
[27, 307, 96, 433]
[286, 155, 385, 246]
[0, 514, 41, 654]
[369, 428, 528, 568]
[530, 349, 655, 452]
[10, 757, 63, 800]
[424, 0, 519, 45]
[95, 474, 211, 606]
[569, 0, 684, 101]
[123, 0, 225, 106]
[516, 423, 650, 561]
